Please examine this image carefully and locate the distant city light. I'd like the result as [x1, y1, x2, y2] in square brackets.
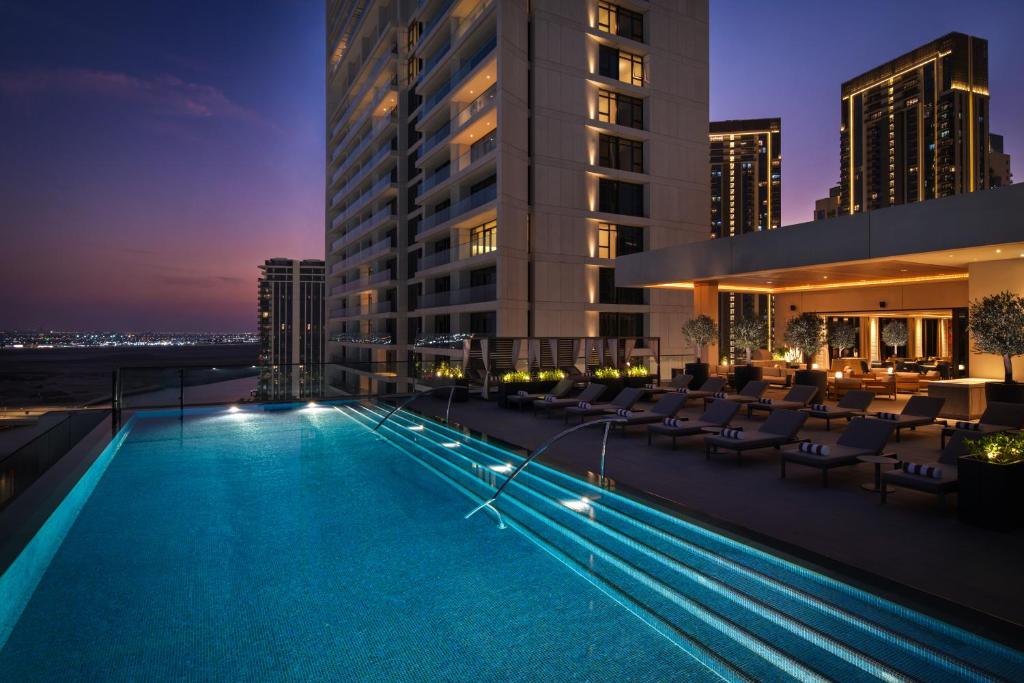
[0, 331, 258, 349]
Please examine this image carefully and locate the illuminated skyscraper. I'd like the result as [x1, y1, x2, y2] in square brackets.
[840, 32, 990, 214]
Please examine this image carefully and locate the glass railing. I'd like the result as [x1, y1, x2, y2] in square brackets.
[330, 333, 394, 345]
[335, 238, 394, 271]
[423, 39, 451, 74]
[369, 269, 395, 285]
[417, 248, 452, 271]
[417, 183, 497, 235]
[420, 121, 451, 156]
[333, 99, 396, 170]
[331, 142, 393, 207]
[416, 281, 496, 309]
[332, 206, 396, 251]
[331, 49, 393, 138]
[454, 83, 497, 128]
[420, 164, 451, 193]
[421, 35, 496, 115]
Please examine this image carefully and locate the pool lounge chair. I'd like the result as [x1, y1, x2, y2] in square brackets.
[702, 380, 769, 409]
[869, 395, 946, 441]
[704, 409, 808, 465]
[939, 401, 1024, 448]
[564, 387, 643, 423]
[645, 373, 693, 396]
[646, 400, 741, 449]
[779, 417, 896, 487]
[532, 383, 606, 417]
[608, 392, 689, 431]
[881, 431, 968, 508]
[682, 376, 726, 402]
[745, 385, 818, 419]
[506, 378, 574, 410]
[800, 390, 875, 431]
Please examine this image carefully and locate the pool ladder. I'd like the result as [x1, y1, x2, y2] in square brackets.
[465, 416, 626, 529]
[373, 385, 463, 432]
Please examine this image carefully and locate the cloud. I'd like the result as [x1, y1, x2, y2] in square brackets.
[0, 67, 266, 126]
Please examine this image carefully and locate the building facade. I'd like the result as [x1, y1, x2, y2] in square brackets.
[708, 118, 780, 362]
[840, 32, 990, 214]
[813, 185, 841, 221]
[257, 258, 326, 399]
[325, 0, 709, 392]
[989, 132, 1012, 187]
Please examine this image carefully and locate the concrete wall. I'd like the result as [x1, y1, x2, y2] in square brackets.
[968, 259, 1024, 380]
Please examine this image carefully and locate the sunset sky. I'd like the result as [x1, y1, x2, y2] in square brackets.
[1, 0, 1021, 332]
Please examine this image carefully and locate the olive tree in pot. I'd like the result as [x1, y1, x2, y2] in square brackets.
[681, 314, 718, 389]
[785, 312, 827, 402]
[731, 315, 766, 391]
[968, 290, 1024, 404]
[881, 320, 908, 362]
[958, 432, 1024, 530]
[828, 321, 857, 361]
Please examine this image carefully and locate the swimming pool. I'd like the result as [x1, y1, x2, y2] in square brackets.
[0, 402, 1021, 681]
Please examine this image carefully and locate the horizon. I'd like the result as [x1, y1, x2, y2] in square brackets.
[1, 0, 1022, 332]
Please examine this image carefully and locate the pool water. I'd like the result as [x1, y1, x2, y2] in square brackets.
[1, 402, 1022, 681]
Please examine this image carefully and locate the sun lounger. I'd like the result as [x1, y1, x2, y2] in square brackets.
[800, 390, 874, 430]
[646, 400, 741, 449]
[564, 387, 643, 423]
[704, 409, 808, 465]
[532, 383, 606, 416]
[868, 395, 945, 441]
[780, 417, 895, 487]
[702, 380, 769, 409]
[939, 401, 1024, 448]
[746, 385, 818, 418]
[607, 392, 689, 431]
[506, 378, 574, 410]
[683, 376, 726, 402]
[645, 374, 693, 396]
[881, 431, 968, 508]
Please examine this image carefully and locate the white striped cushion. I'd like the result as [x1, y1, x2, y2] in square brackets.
[577, 401, 592, 409]
[543, 395, 556, 402]
[798, 442, 831, 456]
[675, 387, 689, 394]
[758, 397, 773, 405]
[877, 411, 901, 420]
[644, 383, 657, 389]
[713, 391, 728, 399]
[811, 403, 828, 412]
[662, 417, 685, 428]
[954, 421, 982, 431]
[516, 390, 529, 397]
[903, 462, 943, 479]
[721, 427, 744, 440]
[615, 408, 634, 417]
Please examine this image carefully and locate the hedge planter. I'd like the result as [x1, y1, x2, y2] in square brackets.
[494, 379, 558, 408]
[985, 382, 1024, 405]
[732, 365, 763, 393]
[793, 369, 827, 403]
[957, 457, 1024, 530]
[685, 362, 709, 389]
[623, 375, 656, 389]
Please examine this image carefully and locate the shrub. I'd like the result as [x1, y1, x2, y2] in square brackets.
[537, 369, 567, 381]
[965, 432, 1024, 465]
[433, 363, 464, 380]
[881, 321, 908, 358]
[828, 322, 857, 357]
[784, 313, 825, 369]
[731, 316, 766, 364]
[681, 314, 718, 363]
[624, 364, 649, 377]
[968, 291, 1024, 384]
[593, 366, 621, 379]
[500, 370, 531, 383]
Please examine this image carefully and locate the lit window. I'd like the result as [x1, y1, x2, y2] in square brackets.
[468, 220, 497, 256]
[598, 223, 617, 259]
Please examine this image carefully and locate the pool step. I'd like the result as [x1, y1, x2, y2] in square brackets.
[345, 403, 1023, 682]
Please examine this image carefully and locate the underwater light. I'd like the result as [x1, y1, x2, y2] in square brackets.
[562, 497, 591, 513]
[488, 463, 514, 474]
[442, 442, 460, 448]
[227, 406, 240, 413]
[407, 425, 425, 431]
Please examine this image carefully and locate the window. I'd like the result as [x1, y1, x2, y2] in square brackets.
[468, 220, 497, 256]
[469, 312, 496, 335]
[598, 268, 645, 305]
[598, 45, 644, 86]
[407, 21, 422, 51]
[470, 130, 497, 162]
[407, 56, 422, 82]
[599, 312, 645, 336]
[597, 223, 643, 259]
[597, 1, 644, 41]
[598, 179, 644, 216]
[598, 134, 643, 172]
[597, 89, 643, 129]
[470, 266, 496, 287]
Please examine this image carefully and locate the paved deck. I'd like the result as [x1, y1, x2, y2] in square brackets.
[410, 388, 1024, 637]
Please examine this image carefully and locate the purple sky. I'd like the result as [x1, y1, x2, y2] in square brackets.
[1, 0, 1021, 332]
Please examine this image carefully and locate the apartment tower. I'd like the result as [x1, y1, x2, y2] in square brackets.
[325, 0, 709, 392]
[708, 118, 780, 362]
[840, 32, 990, 214]
[257, 258, 326, 399]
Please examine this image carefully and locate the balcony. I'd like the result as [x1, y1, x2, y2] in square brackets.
[331, 206, 396, 252]
[331, 92, 397, 169]
[418, 138, 495, 202]
[331, 140, 395, 207]
[417, 183, 496, 237]
[331, 238, 394, 274]
[420, 164, 451, 194]
[421, 35, 496, 118]
[329, 300, 394, 319]
[330, 48, 394, 138]
[417, 282, 496, 309]
[331, 269, 393, 297]
[330, 175, 396, 231]
[415, 0, 493, 89]
[454, 82, 496, 129]
[416, 240, 496, 275]
[420, 122, 451, 157]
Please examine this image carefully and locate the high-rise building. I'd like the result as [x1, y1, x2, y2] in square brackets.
[840, 32, 990, 214]
[709, 118, 781, 238]
[813, 185, 842, 221]
[257, 258, 326, 399]
[990, 133, 1012, 187]
[708, 118, 780, 362]
[325, 0, 709, 392]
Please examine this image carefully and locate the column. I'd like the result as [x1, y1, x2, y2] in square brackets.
[693, 281, 720, 364]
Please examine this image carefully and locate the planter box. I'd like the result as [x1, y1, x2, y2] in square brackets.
[623, 375, 655, 389]
[494, 379, 558, 408]
[793, 369, 827, 403]
[732, 365, 763, 392]
[985, 382, 1024, 405]
[958, 456, 1024, 531]
[685, 363, 709, 389]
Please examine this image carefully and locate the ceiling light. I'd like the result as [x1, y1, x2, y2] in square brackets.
[997, 249, 1002, 254]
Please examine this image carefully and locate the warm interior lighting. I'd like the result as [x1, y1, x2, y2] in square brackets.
[835, 371, 843, 379]
[887, 367, 895, 375]
[651, 272, 971, 295]
[811, 363, 820, 370]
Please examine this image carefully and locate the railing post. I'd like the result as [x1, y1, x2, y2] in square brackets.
[599, 420, 612, 483]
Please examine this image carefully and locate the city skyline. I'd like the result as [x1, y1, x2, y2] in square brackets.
[1, 0, 1022, 332]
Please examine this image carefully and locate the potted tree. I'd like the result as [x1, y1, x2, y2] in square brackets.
[881, 320, 908, 362]
[828, 321, 857, 361]
[681, 314, 718, 389]
[785, 312, 827, 402]
[968, 291, 1024, 404]
[731, 315, 766, 391]
[959, 432, 1024, 530]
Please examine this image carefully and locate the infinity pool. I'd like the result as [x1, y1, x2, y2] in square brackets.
[1, 402, 1021, 681]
